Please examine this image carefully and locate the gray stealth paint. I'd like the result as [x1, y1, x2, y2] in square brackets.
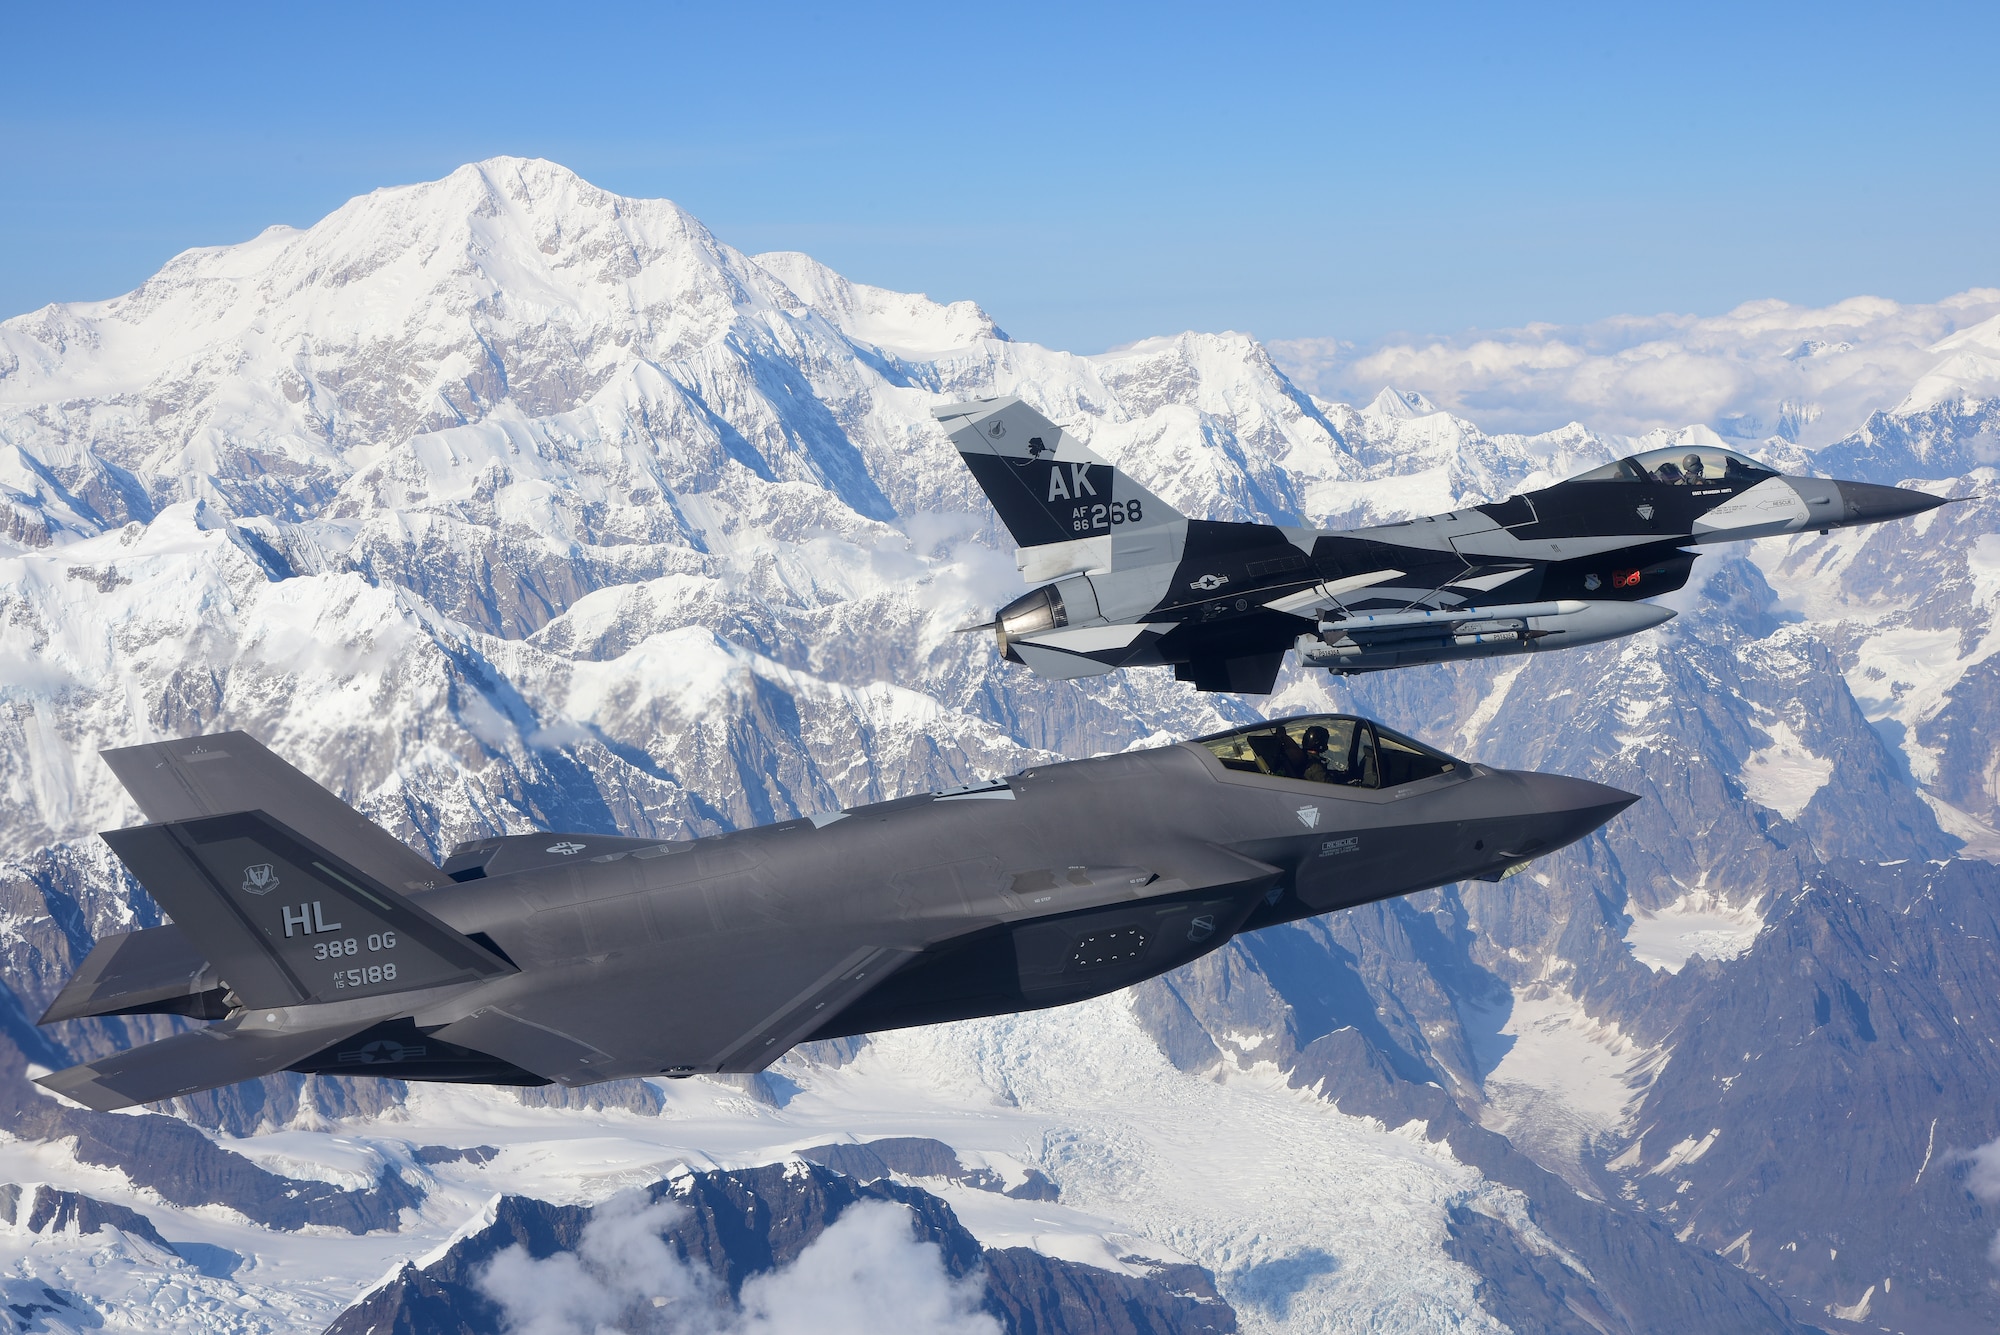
[36, 724, 1632, 1109]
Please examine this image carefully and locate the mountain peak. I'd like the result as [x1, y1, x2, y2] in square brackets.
[1367, 386, 1440, 418]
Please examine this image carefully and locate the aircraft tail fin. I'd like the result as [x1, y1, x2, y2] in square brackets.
[933, 397, 1184, 563]
[100, 732, 442, 894]
[96, 809, 515, 1012]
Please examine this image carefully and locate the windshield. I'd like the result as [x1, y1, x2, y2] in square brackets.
[1570, 447, 1776, 485]
[1194, 714, 1459, 789]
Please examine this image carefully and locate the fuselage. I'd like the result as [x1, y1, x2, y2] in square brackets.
[989, 444, 1945, 690]
[296, 718, 1632, 1085]
[39, 722, 1633, 1110]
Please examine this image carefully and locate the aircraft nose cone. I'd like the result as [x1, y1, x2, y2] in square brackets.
[1834, 480, 1948, 525]
[1508, 771, 1639, 853]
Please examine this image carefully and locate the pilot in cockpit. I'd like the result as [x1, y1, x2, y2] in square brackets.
[1300, 726, 1332, 783]
[1681, 453, 1705, 483]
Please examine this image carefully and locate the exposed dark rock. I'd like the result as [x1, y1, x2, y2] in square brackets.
[0, 1276, 98, 1331]
[170, 1071, 411, 1135]
[1610, 858, 2000, 1334]
[0, 1040, 420, 1234]
[412, 1145, 498, 1167]
[510, 1078, 666, 1115]
[0, 1182, 172, 1251]
[1005, 1169, 1062, 1202]
[1438, 1119, 1824, 1334]
[798, 1135, 1061, 1201]
[1442, 1203, 1623, 1335]
[322, 1163, 1231, 1335]
[1130, 893, 1828, 1332]
[981, 1246, 1234, 1335]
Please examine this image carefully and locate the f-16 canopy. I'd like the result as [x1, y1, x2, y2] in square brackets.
[1572, 446, 1778, 486]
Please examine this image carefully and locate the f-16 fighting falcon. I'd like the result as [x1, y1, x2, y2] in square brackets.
[937, 397, 1949, 692]
[36, 726, 1631, 1110]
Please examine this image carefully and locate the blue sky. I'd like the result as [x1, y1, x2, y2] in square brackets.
[2, 2, 1994, 352]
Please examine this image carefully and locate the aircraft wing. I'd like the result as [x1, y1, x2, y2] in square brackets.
[1258, 568, 1408, 617]
[426, 939, 923, 1082]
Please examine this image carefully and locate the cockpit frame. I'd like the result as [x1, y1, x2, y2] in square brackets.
[1183, 714, 1470, 797]
[1570, 446, 1776, 487]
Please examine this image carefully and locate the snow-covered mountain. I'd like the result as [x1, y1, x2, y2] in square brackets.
[1, 157, 1996, 1334]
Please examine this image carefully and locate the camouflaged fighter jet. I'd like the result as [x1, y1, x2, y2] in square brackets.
[35, 722, 1632, 1111]
[938, 397, 1949, 692]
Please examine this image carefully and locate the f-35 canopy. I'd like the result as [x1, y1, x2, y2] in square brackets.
[1193, 714, 1461, 789]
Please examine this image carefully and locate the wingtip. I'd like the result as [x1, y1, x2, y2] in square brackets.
[33, 1064, 139, 1113]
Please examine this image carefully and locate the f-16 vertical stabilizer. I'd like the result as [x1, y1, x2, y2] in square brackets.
[934, 397, 1186, 581]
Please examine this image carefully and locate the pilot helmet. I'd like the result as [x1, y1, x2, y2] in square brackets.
[1682, 452, 1704, 479]
[1302, 725, 1329, 752]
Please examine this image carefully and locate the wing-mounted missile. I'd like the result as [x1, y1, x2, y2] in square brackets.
[1302, 598, 1676, 675]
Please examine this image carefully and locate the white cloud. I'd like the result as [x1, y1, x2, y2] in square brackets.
[1957, 1135, 2000, 1266]
[733, 1200, 999, 1335]
[476, 1192, 1001, 1335]
[1269, 289, 2000, 447]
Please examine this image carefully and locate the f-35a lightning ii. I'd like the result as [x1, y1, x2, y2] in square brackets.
[36, 724, 1631, 1111]
[938, 397, 1948, 692]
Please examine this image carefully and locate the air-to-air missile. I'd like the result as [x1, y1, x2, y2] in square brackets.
[37, 723, 1632, 1110]
[939, 397, 1950, 692]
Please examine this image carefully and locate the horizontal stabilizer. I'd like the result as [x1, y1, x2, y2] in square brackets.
[39, 924, 223, 1024]
[37, 1015, 373, 1112]
[100, 810, 515, 1011]
[1009, 623, 1173, 682]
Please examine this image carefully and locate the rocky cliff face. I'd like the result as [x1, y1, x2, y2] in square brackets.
[1, 157, 1996, 1332]
[324, 1161, 1236, 1335]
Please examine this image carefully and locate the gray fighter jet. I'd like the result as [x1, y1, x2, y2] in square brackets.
[939, 397, 1948, 691]
[36, 723, 1633, 1111]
